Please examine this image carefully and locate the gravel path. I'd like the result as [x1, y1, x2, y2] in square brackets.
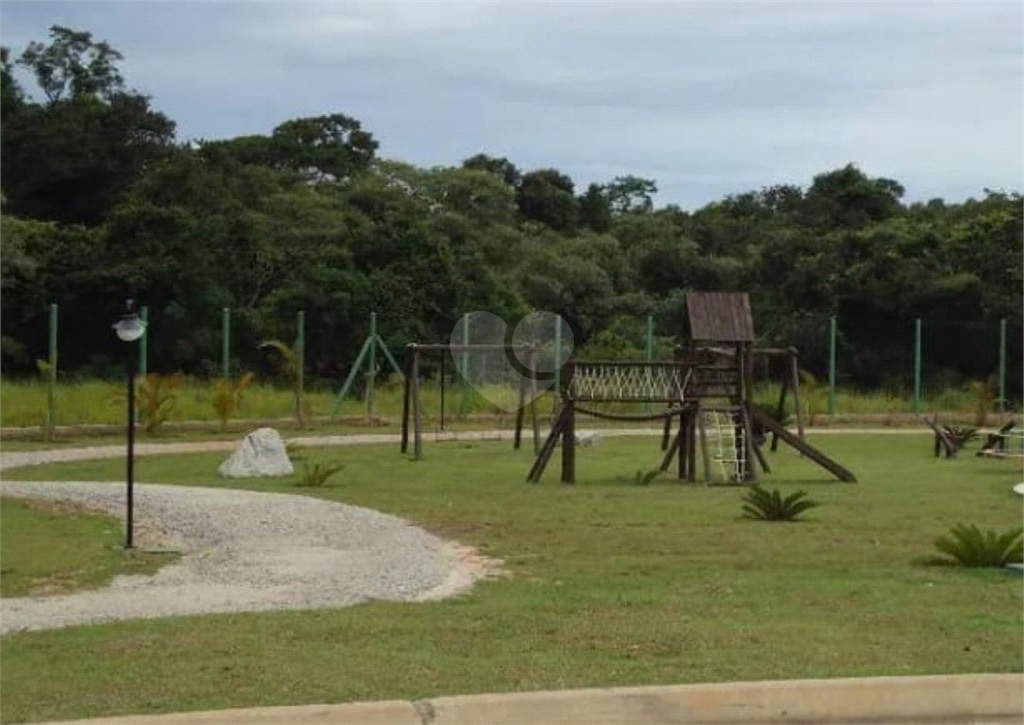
[0, 479, 501, 635]
[0, 427, 926, 635]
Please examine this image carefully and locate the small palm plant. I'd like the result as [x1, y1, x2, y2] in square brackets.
[296, 461, 344, 488]
[933, 524, 1023, 568]
[968, 378, 996, 427]
[259, 339, 305, 424]
[741, 486, 820, 522]
[211, 372, 256, 431]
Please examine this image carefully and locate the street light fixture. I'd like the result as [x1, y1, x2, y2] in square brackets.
[113, 299, 146, 549]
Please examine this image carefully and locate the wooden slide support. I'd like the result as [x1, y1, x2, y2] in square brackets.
[749, 408, 857, 482]
[978, 420, 1016, 457]
[925, 415, 966, 459]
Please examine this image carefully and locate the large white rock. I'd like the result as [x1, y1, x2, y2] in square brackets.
[218, 428, 294, 478]
[575, 430, 601, 447]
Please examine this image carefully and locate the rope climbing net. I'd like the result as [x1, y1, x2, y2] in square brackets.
[705, 409, 745, 482]
[568, 362, 687, 402]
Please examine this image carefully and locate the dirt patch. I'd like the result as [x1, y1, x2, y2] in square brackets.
[414, 543, 510, 602]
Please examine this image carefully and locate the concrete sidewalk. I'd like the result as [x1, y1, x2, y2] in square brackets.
[33, 674, 1024, 724]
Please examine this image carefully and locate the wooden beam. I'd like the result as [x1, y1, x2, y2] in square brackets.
[400, 345, 412, 454]
[750, 408, 857, 482]
[411, 347, 423, 460]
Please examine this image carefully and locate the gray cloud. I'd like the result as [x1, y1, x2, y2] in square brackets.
[1, 0, 1020, 208]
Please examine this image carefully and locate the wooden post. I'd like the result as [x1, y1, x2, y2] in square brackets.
[687, 408, 697, 481]
[439, 353, 446, 432]
[530, 347, 540, 455]
[528, 408, 567, 482]
[412, 346, 423, 460]
[696, 402, 711, 483]
[400, 345, 413, 453]
[741, 403, 758, 482]
[789, 348, 805, 440]
[771, 362, 789, 452]
[561, 399, 576, 484]
[660, 420, 683, 472]
[661, 410, 673, 451]
[514, 362, 527, 450]
[677, 410, 687, 480]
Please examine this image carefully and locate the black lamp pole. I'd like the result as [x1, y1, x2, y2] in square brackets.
[114, 298, 144, 550]
[125, 336, 136, 549]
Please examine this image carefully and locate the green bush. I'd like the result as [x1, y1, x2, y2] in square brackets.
[741, 486, 819, 522]
[296, 461, 344, 488]
[933, 524, 1023, 567]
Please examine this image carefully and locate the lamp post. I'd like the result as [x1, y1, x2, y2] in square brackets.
[113, 299, 146, 549]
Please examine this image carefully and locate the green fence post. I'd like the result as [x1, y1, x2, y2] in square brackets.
[297, 310, 305, 423]
[367, 311, 377, 422]
[221, 307, 230, 378]
[459, 315, 470, 415]
[997, 318, 1007, 413]
[555, 317, 563, 395]
[645, 316, 654, 412]
[47, 302, 58, 435]
[827, 316, 836, 416]
[913, 318, 922, 414]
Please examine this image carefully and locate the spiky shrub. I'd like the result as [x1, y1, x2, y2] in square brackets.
[741, 486, 820, 522]
[933, 524, 1023, 568]
[296, 461, 344, 488]
[259, 339, 305, 424]
[797, 370, 826, 425]
[968, 378, 996, 427]
[211, 372, 256, 431]
[112, 373, 184, 434]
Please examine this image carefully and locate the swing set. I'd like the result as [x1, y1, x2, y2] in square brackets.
[528, 293, 857, 484]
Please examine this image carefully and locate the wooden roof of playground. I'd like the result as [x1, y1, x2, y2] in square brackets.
[683, 292, 756, 342]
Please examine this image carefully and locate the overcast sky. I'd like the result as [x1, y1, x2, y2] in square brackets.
[2, 0, 1021, 209]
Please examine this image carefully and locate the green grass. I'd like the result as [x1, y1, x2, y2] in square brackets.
[0, 496, 178, 598]
[0, 377, 562, 429]
[3, 376, 1015, 429]
[0, 432, 1021, 723]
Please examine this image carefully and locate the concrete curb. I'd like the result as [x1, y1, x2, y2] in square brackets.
[31, 674, 1024, 724]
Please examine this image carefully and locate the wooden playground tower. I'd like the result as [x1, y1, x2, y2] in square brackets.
[528, 292, 857, 484]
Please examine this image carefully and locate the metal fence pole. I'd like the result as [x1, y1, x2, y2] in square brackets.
[221, 307, 230, 378]
[827, 316, 836, 416]
[997, 318, 1007, 413]
[367, 311, 377, 422]
[47, 302, 57, 435]
[297, 310, 305, 423]
[913, 318, 922, 414]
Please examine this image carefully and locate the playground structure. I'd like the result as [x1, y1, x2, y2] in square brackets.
[925, 416, 1022, 459]
[399, 343, 543, 460]
[528, 292, 857, 484]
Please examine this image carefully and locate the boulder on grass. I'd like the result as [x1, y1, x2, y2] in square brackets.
[218, 427, 294, 478]
[575, 430, 601, 447]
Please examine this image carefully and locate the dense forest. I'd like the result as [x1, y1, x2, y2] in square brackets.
[2, 27, 1021, 398]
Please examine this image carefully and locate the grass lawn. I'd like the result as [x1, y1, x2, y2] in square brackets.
[0, 432, 1021, 723]
[0, 497, 178, 598]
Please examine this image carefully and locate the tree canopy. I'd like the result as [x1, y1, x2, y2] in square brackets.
[1, 26, 1020, 399]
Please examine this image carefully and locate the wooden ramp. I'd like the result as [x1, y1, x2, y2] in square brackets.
[749, 408, 857, 483]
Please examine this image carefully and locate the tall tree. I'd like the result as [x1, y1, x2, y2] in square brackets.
[516, 168, 579, 232]
[1, 26, 176, 225]
[462, 153, 522, 187]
